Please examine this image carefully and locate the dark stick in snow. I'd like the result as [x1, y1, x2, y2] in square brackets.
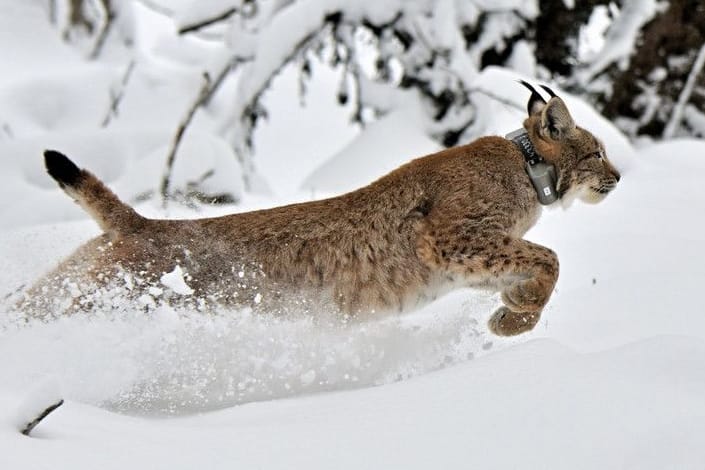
[20, 399, 64, 437]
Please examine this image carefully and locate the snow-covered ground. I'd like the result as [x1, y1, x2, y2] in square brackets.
[2, 2, 705, 469]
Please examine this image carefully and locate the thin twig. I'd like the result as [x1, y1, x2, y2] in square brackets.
[663, 43, 705, 139]
[160, 73, 212, 207]
[203, 56, 251, 105]
[101, 60, 136, 127]
[178, 8, 237, 35]
[21, 399, 64, 437]
[89, 0, 115, 60]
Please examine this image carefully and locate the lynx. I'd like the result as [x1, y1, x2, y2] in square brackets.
[19, 83, 620, 336]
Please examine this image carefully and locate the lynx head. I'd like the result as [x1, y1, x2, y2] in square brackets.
[520, 81, 621, 205]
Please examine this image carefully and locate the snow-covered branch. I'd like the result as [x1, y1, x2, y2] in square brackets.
[663, 43, 705, 139]
[578, 0, 663, 85]
[215, 0, 532, 152]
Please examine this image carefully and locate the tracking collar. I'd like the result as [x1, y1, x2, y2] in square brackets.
[505, 128, 559, 205]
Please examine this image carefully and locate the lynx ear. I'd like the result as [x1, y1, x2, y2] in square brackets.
[519, 80, 547, 116]
[539, 84, 557, 98]
[541, 97, 575, 141]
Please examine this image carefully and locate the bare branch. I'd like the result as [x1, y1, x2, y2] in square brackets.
[101, 60, 136, 127]
[89, 0, 115, 60]
[67, 0, 93, 33]
[178, 8, 237, 35]
[160, 73, 212, 207]
[203, 56, 251, 106]
[663, 43, 705, 139]
[220, 29, 321, 141]
[21, 399, 64, 437]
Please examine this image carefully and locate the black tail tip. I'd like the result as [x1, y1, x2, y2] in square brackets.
[44, 150, 82, 188]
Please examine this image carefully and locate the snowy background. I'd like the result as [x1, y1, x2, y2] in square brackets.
[1, 1, 705, 469]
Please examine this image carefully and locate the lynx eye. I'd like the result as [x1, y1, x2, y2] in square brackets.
[581, 150, 603, 161]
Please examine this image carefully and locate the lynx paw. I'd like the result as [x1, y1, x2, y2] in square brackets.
[488, 306, 540, 336]
[501, 279, 551, 312]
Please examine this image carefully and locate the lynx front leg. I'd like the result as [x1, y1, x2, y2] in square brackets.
[420, 233, 559, 336]
[486, 238, 558, 336]
[489, 239, 558, 336]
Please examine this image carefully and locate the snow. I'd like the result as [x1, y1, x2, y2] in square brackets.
[470, 0, 537, 14]
[0, 2, 79, 87]
[578, 0, 663, 83]
[506, 40, 537, 76]
[160, 266, 194, 296]
[253, 55, 359, 195]
[2, 2, 705, 469]
[0, 129, 243, 228]
[227, 0, 386, 131]
[3, 337, 705, 469]
[302, 98, 440, 194]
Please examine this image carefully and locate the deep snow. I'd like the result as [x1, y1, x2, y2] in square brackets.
[3, 114, 705, 469]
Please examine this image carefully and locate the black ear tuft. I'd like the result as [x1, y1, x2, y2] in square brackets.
[541, 98, 576, 141]
[44, 150, 82, 189]
[518, 80, 547, 115]
[539, 84, 557, 98]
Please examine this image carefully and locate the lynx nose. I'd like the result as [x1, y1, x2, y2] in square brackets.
[608, 163, 621, 182]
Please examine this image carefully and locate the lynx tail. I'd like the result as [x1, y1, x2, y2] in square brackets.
[44, 150, 145, 237]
